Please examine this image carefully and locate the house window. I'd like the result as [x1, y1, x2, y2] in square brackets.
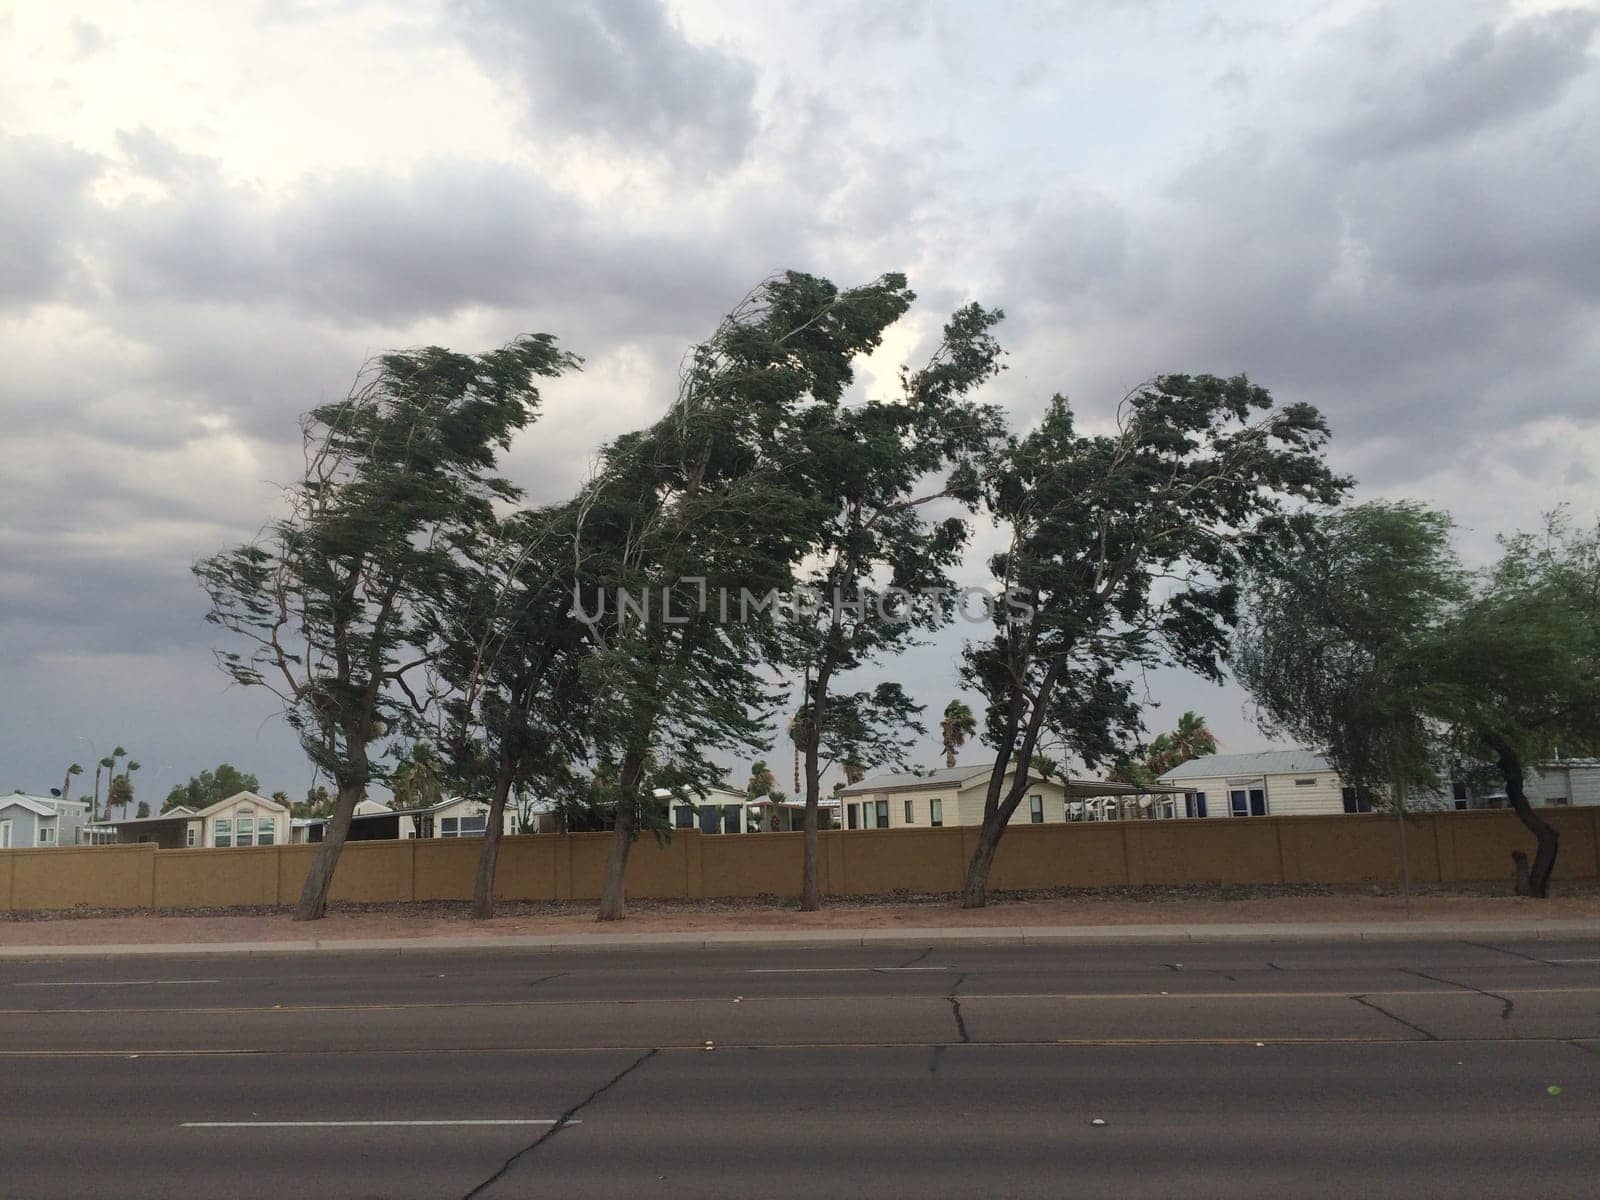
[186, 827, 196, 847]
[1294, 778, 1316, 787]
[723, 806, 742, 834]
[1341, 788, 1374, 814]
[1549, 795, 1571, 807]
[930, 798, 943, 827]
[257, 820, 276, 846]
[1452, 781, 1469, 801]
[459, 815, 487, 836]
[1186, 791, 1208, 819]
[1229, 789, 1267, 817]
[441, 817, 458, 836]
[0, 820, 11, 849]
[904, 799, 915, 824]
[214, 818, 232, 848]
[1029, 794, 1044, 823]
[38, 825, 56, 845]
[874, 801, 889, 829]
[675, 806, 696, 830]
[236, 811, 255, 847]
[847, 804, 859, 830]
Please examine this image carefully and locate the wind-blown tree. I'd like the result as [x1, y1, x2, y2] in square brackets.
[1236, 501, 1467, 814]
[960, 376, 1345, 906]
[578, 271, 913, 921]
[106, 759, 139, 819]
[940, 700, 978, 768]
[1429, 514, 1600, 895]
[92, 746, 126, 822]
[60, 763, 83, 804]
[1237, 504, 1600, 896]
[429, 503, 592, 919]
[163, 764, 262, 812]
[1146, 711, 1219, 776]
[388, 743, 445, 810]
[196, 335, 577, 921]
[783, 301, 1006, 909]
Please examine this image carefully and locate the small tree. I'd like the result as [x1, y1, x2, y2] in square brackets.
[196, 335, 575, 920]
[1237, 501, 1467, 806]
[135, 801, 150, 819]
[388, 743, 445, 810]
[960, 376, 1345, 906]
[1429, 513, 1600, 895]
[429, 503, 592, 919]
[939, 700, 978, 768]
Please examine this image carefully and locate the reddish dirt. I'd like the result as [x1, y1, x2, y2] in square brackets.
[3, 882, 1597, 947]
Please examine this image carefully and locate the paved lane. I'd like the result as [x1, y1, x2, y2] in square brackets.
[1, 936, 1595, 1198]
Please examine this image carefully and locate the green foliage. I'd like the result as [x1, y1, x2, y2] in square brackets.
[294, 786, 334, 819]
[135, 802, 150, 819]
[388, 743, 444, 810]
[163, 763, 261, 812]
[1237, 502, 1467, 800]
[1428, 511, 1600, 770]
[964, 374, 1346, 867]
[194, 335, 577, 805]
[576, 273, 925, 836]
[426, 501, 592, 820]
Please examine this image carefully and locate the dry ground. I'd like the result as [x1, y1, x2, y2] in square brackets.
[3, 881, 1598, 946]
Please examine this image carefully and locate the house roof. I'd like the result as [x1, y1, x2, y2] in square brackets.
[838, 765, 992, 795]
[1, 795, 60, 818]
[192, 790, 289, 819]
[1159, 749, 1332, 781]
[841, 765, 1183, 797]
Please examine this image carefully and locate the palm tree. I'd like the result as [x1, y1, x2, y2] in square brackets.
[390, 744, 443, 810]
[1147, 711, 1218, 776]
[745, 760, 777, 799]
[93, 747, 126, 821]
[841, 755, 867, 785]
[60, 763, 83, 803]
[939, 700, 977, 769]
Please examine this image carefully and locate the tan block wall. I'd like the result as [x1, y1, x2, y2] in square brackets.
[2, 808, 1597, 912]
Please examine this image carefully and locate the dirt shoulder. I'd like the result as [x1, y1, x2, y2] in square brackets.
[3, 882, 1598, 947]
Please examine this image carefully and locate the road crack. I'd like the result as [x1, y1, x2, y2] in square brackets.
[897, 947, 933, 968]
[1460, 940, 1561, 967]
[948, 997, 971, 1043]
[1351, 994, 1437, 1040]
[461, 1047, 658, 1199]
[1402, 968, 1515, 1021]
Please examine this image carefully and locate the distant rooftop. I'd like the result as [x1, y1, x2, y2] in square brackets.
[1160, 750, 1331, 781]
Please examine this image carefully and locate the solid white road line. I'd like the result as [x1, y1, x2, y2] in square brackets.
[14, 980, 220, 987]
[179, 1119, 578, 1128]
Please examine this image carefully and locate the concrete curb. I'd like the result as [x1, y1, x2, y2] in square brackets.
[1, 919, 1596, 958]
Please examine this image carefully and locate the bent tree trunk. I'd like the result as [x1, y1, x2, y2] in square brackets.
[295, 780, 364, 921]
[962, 813, 1007, 908]
[1484, 731, 1558, 898]
[471, 769, 516, 921]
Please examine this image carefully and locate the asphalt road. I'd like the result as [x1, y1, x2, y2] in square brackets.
[1, 935, 1596, 1198]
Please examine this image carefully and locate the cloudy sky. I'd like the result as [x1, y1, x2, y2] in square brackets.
[2, 0, 1597, 805]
